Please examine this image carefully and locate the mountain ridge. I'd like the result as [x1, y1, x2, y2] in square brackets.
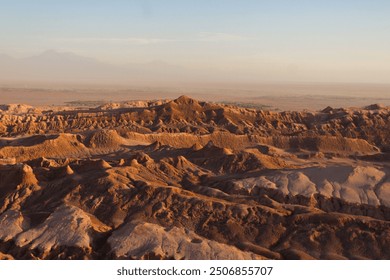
[0, 96, 390, 260]
[0, 50, 210, 85]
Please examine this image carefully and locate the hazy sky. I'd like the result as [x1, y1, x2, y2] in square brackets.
[1, 0, 390, 83]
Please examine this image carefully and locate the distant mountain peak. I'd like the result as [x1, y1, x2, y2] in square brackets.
[0, 50, 201, 85]
[41, 49, 60, 54]
[37, 49, 70, 57]
[30, 50, 97, 63]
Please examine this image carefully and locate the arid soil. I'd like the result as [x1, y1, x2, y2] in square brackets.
[0, 96, 389, 260]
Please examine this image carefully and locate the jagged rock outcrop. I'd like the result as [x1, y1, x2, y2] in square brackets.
[0, 96, 389, 260]
[0, 97, 388, 150]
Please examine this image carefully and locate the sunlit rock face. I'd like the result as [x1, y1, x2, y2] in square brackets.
[0, 97, 390, 260]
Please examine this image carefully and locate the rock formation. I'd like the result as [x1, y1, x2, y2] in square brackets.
[0, 96, 389, 259]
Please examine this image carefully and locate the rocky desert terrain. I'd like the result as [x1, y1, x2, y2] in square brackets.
[0, 95, 389, 260]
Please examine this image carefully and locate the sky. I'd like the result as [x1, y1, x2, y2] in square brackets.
[1, 0, 390, 83]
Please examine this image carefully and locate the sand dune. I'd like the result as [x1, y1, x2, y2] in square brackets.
[0, 96, 389, 260]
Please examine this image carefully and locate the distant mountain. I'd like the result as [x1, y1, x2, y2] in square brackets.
[0, 54, 16, 63]
[0, 50, 208, 85]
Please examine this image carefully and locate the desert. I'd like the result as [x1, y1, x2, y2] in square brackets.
[0, 94, 389, 260]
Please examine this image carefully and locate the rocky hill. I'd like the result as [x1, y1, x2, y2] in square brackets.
[0, 96, 389, 260]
